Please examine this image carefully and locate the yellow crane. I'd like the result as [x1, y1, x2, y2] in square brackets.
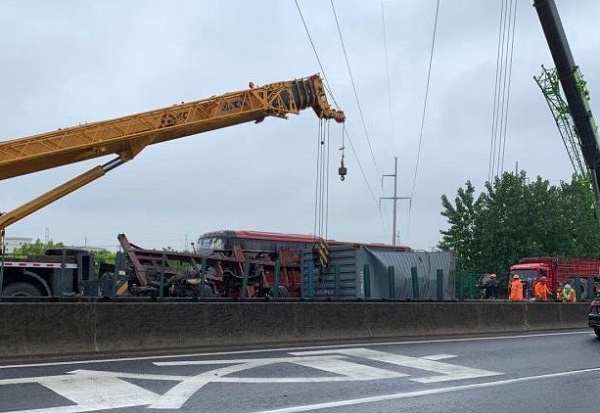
[0, 74, 345, 232]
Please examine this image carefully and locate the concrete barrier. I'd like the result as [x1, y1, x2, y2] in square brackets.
[0, 301, 591, 360]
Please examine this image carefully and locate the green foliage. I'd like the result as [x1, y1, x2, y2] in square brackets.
[9, 239, 116, 275]
[10, 239, 64, 257]
[91, 249, 116, 266]
[439, 171, 600, 274]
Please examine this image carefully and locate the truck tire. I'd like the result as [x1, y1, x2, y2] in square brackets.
[595, 328, 600, 338]
[2, 282, 42, 297]
[580, 282, 588, 300]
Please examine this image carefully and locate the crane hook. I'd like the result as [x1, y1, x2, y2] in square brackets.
[338, 155, 347, 181]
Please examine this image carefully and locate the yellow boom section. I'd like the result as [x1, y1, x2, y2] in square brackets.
[0, 74, 345, 231]
[0, 74, 344, 180]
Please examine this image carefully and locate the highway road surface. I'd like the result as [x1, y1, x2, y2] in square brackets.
[0, 330, 599, 412]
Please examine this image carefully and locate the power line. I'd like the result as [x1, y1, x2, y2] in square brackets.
[409, 0, 441, 202]
[330, 0, 382, 178]
[381, 0, 396, 149]
[293, 0, 337, 107]
[406, 0, 440, 242]
[343, 125, 389, 234]
[293, 0, 387, 235]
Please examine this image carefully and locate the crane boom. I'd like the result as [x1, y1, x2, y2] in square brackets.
[533, 0, 600, 217]
[0, 74, 345, 232]
[0, 74, 344, 180]
[534, 65, 589, 179]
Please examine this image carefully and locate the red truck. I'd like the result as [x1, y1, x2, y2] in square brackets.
[510, 257, 600, 300]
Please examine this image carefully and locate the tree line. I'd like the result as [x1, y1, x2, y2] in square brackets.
[438, 171, 600, 275]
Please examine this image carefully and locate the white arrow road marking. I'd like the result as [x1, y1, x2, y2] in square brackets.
[0, 373, 160, 413]
[0, 348, 501, 412]
[38, 374, 159, 408]
[291, 348, 501, 383]
[148, 359, 278, 409]
[150, 354, 406, 409]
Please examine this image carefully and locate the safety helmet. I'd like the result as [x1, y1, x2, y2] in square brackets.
[513, 274, 520, 279]
[564, 284, 572, 291]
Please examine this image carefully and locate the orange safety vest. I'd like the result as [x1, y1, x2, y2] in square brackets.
[534, 282, 551, 301]
[509, 279, 524, 301]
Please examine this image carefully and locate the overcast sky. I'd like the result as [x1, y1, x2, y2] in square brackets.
[1, 0, 600, 252]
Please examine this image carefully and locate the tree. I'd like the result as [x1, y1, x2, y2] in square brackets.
[438, 171, 600, 274]
[10, 239, 116, 275]
[10, 239, 64, 257]
[91, 249, 116, 266]
[438, 180, 481, 271]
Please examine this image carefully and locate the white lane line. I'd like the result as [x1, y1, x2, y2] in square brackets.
[420, 354, 457, 360]
[0, 330, 591, 369]
[154, 355, 348, 366]
[252, 366, 600, 413]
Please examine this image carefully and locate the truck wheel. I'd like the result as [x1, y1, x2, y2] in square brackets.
[2, 282, 42, 297]
[595, 328, 600, 338]
[580, 282, 589, 300]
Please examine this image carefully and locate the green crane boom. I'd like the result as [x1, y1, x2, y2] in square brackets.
[534, 65, 591, 180]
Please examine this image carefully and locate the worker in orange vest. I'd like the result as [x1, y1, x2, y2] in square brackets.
[534, 276, 552, 301]
[509, 274, 524, 301]
[560, 284, 576, 302]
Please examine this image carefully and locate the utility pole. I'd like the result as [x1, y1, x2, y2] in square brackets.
[380, 157, 411, 245]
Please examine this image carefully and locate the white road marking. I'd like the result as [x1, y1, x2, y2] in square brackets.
[148, 360, 277, 409]
[420, 354, 457, 360]
[0, 348, 497, 412]
[252, 366, 600, 413]
[153, 355, 348, 366]
[0, 330, 591, 370]
[38, 375, 158, 408]
[291, 348, 501, 383]
[0, 374, 160, 413]
[149, 353, 407, 409]
[290, 358, 408, 380]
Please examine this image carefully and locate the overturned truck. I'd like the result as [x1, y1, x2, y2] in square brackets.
[116, 234, 302, 298]
[115, 234, 455, 300]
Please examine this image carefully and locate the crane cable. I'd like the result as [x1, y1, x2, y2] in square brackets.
[313, 119, 330, 242]
[407, 0, 441, 238]
[330, 0, 382, 178]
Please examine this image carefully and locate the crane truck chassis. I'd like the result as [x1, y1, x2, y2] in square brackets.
[0, 248, 95, 297]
